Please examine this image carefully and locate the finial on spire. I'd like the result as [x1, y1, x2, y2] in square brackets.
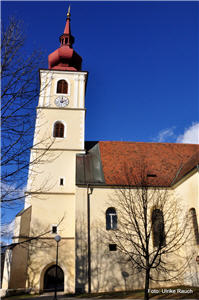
[67, 5, 71, 18]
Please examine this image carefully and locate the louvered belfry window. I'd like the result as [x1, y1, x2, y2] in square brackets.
[53, 121, 64, 138]
[57, 80, 68, 94]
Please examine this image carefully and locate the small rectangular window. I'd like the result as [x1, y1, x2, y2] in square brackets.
[52, 226, 57, 234]
[109, 244, 117, 251]
[60, 178, 64, 186]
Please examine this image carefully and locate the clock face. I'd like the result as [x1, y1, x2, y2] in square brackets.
[55, 96, 69, 107]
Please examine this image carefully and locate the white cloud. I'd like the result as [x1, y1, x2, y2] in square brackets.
[1, 182, 26, 203]
[1, 220, 15, 242]
[176, 122, 199, 144]
[153, 122, 199, 144]
[153, 127, 176, 143]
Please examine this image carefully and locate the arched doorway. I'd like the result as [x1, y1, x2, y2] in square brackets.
[44, 265, 64, 291]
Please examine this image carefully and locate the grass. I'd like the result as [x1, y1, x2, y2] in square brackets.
[4, 295, 38, 300]
[65, 286, 199, 299]
[3, 286, 199, 299]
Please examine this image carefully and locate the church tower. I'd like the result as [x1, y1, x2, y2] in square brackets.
[27, 7, 87, 196]
[9, 8, 88, 293]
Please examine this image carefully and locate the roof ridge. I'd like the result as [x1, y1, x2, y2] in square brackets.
[97, 141, 199, 146]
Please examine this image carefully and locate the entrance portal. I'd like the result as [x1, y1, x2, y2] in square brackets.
[44, 265, 64, 291]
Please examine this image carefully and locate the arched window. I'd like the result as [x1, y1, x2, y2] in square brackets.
[190, 208, 199, 245]
[152, 209, 166, 247]
[53, 121, 64, 138]
[57, 80, 68, 94]
[106, 207, 117, 230]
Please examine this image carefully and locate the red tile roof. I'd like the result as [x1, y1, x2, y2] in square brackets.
[98, 141, 199, 186]
[174, 150, 199, 184]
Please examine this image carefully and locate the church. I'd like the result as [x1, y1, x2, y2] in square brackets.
[1, 8, 199, 296]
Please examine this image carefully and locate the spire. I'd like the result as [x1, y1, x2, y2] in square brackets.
[64, 5, 71, 35]
[60, 5, 74, 48]
[48, 5, 82, 71]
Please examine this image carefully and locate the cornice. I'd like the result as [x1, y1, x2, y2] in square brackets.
[36, 107, 86, 111]
[39, 68, 88, 76]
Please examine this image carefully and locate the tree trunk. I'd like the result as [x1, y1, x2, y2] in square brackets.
[144, 269, 150, 300]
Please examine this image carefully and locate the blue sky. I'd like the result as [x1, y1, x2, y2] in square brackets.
[1, 1, 199, 235]
[2, 1, 199, 143]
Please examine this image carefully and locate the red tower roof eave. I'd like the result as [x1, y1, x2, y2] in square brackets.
[48, 46, 82, 71]
[51, 65, 77, 71]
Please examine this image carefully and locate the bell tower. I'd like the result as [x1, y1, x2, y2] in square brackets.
[35, 7, 87, 152]
[20, 7, 88, 292]
[26, 7, 88, 196]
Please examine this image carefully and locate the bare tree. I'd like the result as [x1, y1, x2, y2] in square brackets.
[1, 17, 52, 210]
[107, 163, 191, 300]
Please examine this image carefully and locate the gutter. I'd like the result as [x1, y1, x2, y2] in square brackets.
[87, 184, 93, 293]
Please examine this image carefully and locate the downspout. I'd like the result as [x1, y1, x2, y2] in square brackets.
[87, 184, 93, 293]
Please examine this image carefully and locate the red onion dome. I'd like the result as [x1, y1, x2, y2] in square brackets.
[48, 6, 82, 71]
